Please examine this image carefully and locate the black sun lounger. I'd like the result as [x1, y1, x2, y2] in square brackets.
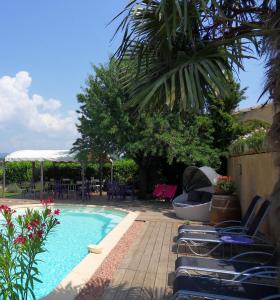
[178, 195, 261, 234]
[177, 200, 273, 256]
[173, 274, 280, 300]
[175, 251, 277, 278]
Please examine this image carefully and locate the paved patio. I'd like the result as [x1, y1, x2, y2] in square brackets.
[0, 196, 181, 300]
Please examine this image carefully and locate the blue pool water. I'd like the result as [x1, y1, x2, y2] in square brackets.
[2, 205, 126, 299]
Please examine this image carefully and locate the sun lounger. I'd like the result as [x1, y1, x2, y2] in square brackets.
[173, 275, 280, 299]
[177, 200, 273, 256]
[175, 250, 277, 278]
[178, 195, 262, 234]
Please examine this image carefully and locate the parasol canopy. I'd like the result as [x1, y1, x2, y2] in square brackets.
[183, 166, 219, 193]
[4, 150, 77, 162]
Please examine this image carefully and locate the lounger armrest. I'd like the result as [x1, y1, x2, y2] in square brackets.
[220, 226, 246, 233]
[233, 266, 279, 282]
[214, 220, 241, 227]
[252, 234, 274, 244]
[262, 295, 280, 300]
[229, 251, 274, 262]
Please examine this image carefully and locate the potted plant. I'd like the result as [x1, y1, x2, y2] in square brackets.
[210, 176, 241, 224]
[214, 176, 235, 195]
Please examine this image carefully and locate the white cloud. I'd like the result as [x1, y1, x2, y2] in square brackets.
[0, 71, 78, 151]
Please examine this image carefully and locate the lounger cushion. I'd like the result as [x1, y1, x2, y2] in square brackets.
[187, 191, 212, 204]
[175, 256, 260, 275]
[173, 276, 279, 299]
[177, 231, 221, 243]
[178, 224, 218, 233]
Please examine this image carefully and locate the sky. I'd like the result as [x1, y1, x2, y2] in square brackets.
[0, 0, 268, 153]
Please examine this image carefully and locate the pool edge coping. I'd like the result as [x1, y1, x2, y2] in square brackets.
[10, 203, 140, 300]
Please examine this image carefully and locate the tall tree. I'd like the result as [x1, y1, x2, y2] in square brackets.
[73, 60, 223, 197]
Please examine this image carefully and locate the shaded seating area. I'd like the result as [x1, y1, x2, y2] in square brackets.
[1, 150, 113, 201]
[107, 181, 135, 200]
[173, 166, 219, 222]
[178, 195, 262, 234]
[176, 199, 273, 257]
[173, 274, 279, 299]
[173, 196, 279, 299]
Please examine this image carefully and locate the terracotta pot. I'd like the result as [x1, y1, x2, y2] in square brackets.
[210, 194, 241, 225]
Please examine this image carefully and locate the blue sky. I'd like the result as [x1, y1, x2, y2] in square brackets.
[0, 0, 267, 152]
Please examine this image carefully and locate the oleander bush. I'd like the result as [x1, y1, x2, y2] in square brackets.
[0, 198, 60, 300]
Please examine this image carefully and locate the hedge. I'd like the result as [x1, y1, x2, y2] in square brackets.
[0, 159, 137, 185]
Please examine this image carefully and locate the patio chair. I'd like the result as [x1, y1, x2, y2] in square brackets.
[177, 199, 273, 256]
[175, 250, 278, 279]
[107, 182, 120, 200]
[152, 184, 166, 198]
[178, 195, 262, 234]
[173, 271, 280, 300]
[153, 184, 178, 201]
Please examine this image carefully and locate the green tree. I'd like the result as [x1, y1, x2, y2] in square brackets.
[72, 61, 130, 194]
[73, 60, 221, 197]
[206, 75, 247, 153]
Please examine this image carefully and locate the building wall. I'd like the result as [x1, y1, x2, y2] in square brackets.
[236, 103, 274, 124]
[227, 152, 279, 236]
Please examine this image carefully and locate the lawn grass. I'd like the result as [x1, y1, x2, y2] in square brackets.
[0, 192, 21, 199]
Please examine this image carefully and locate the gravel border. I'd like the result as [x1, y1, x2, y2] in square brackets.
[75, 221, 144, 300]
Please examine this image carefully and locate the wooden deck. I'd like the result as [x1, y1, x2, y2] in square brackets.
[101, 220, 179, 300]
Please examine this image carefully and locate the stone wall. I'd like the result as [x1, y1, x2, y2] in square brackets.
[228, 152, 279, 236]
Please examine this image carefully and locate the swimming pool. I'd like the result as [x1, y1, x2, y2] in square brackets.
[6, 205, 127, 299]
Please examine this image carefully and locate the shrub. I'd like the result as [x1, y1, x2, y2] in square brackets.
[0, 199, 60, 299]
[229, 127, 269, 155]
[111, 159, 137, 184]
[1, 159, 138, 185]
[6, 183, 22, 193]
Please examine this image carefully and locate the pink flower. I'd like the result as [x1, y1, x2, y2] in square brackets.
[0, 205, 15, 214]
[35, 229, 44, 238]
[26, 219, 40, 230]
[40, 197, 54, 206]
[54, 209, 60, 215]
[14, 235, 27, 245]
[29, 233, 34, 240]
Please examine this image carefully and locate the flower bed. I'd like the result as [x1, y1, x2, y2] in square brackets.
[229, 127, 269, 156]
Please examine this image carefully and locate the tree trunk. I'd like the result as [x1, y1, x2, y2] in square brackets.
[99, 162, 103, 197]
[138, 163, 148, 199]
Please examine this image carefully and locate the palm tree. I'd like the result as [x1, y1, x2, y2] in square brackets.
[113, 0, 264, 112]
[261, 2, 280, 241]
[113, 0, 280, 240]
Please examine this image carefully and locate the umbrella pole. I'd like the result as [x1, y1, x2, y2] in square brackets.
[2, 161, 5, 199]
[110, 161, 113, 183]
[81, 165, 85, 201]
[40, 161, 44, 199]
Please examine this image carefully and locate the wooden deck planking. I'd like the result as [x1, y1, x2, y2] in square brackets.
[164, 223, 179, 299]
[101, 220, 180, 300]
[118, 221, 149, 270]
[153, 223, 172, 300]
